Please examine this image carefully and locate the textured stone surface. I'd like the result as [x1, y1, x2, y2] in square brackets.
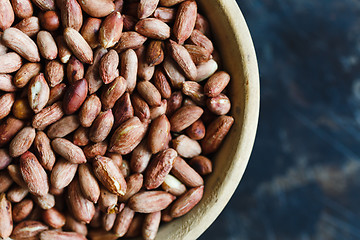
[201, 0, 360, 239]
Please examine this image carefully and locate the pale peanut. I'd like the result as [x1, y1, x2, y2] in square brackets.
[171, 185, 203, 217]
[98, 187, 118, 214]
[148, 114, 171, 154]
[10, 220, 48, 239]
[154, 7, 176, 22]
[173, 0, 197, 43]
[150, 99, 168, 120]
[67, 178, 95, 224]
[40, 229, 87, 240]
[171, 156, 203, 187]
[128, 191, 175, 213]
[145, 148, 177, 189]
[93, 156, 127, 196]
[11, 0, 33, 19]
[161, 174, 186, 196]
[50, 158, 78, 189]
[2, 27, 40, 62]
[32, 101, 64, 130]
[14, 16, 40, 37]
[0, 0, 14, 31]
[0, 52, 22, 73]
[78, 0, 114, 18]
[83, 141, 107, 159]
[12, 199, 33, 222]
[119, 173, 143, 202]
[0, 73, 17, 92]
[47, 115, 80, 139]
[109, 117, 146, 155]
[20, 151, 49, 196]
[207, 93, 231, 115]
[63, 27, 93, 64]
[201, 115, 234, 154]
[130, 139, 152, 173]
[102, 212, 116, 231]
[42, 208, 66, 228]
[0, 193, 12, 239]
[37, 30, 58, 60]
[172, 134, 201, 158]
[113, 206, 135, 237]
[135, 18, 171, 40]
[7, 185, 28, 202]
[73, 126, 90, 146]
[51, 138, 87, 164]
[138, 0, 159, 19]
[31, 0, 55, 11]
[45, 60, 64, 87]
[100, 49, 119, 84]
[137, 81, 162, 107]
[89, 110, 114, 143]
[0, 149, 12, 170]
[136, 45, 155, 81]
[101, 76, 127, 110]
[163, 57, 185, 89]
[78, 163, 100, 203]
[115, 31, 147, 53]
[34, 131, 56, 171]
[33, 193, 55, 210]
[0, 93, 15, 120]
[143, 211, 161, 240]
[9, 126, 36, 157]
[204, 71, 230, 97]
[64, 214, 88, 236]
[170, 105, 203, 132]
[60, 0, 83, 31]
[195, 58, 218, 82]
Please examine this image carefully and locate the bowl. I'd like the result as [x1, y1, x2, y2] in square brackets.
[155, 0, 260, 239]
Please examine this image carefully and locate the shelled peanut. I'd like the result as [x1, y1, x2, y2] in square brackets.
[0, 0, 235, 239]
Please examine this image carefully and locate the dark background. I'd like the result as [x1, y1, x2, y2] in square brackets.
[200, 0, 360, 239]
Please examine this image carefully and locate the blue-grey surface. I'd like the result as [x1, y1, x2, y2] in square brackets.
[200, 0, 360, 239]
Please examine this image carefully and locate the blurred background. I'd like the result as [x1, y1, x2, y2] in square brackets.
[200, 0, 360, 239]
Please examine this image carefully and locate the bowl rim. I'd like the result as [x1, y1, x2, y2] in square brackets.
[192, 0, 260, 236]
[155, 0, 260, 239]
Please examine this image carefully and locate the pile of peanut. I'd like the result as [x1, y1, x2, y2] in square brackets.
[0, 0, 234, 239]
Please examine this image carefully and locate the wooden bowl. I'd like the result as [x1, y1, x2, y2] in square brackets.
[156, 0, 260, 239]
